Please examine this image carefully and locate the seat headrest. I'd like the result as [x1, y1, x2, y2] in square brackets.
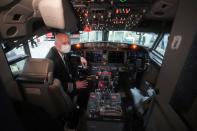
[19, 58, 54, 84]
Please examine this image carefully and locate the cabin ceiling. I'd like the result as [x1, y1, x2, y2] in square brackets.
[0, 0, 178, 41]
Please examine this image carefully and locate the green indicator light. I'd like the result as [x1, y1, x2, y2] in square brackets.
[120, 0, 127, 3]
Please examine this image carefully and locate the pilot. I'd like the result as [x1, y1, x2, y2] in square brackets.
[46, 33, 88, 130]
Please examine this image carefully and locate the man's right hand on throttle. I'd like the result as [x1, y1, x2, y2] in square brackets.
[76, 80, 88, 89]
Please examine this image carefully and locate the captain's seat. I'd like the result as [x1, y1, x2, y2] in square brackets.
[16, 58, 72, 120]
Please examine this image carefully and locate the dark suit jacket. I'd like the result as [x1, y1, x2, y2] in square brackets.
[46, 47, 77, 95]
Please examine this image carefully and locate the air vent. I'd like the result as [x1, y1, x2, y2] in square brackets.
[7, 26, 17, 36]
[13, 14, 21, 21]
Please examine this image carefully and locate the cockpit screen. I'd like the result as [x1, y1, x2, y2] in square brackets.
[108, 51, 124, 63]
[86, 51, 102, 63]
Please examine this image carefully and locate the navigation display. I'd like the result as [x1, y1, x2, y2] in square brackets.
[108, 51, 124, 63]
[86, 51, 102, 63]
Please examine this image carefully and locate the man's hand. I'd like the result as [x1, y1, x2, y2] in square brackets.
[76, 80, 88, 89]
[80, 57, 87, 68]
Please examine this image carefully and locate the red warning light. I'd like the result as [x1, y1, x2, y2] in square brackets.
[116, 9, 119, 14]
[84, 13, 88, 17]
[126, 8, 129, 14]
[84, 11, 88, 17]
[84, 25, 92, 32]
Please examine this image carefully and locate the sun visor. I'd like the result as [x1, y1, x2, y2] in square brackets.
[38, 0, 77, 32]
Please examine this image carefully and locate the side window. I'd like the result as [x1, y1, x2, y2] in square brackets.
[10, 59, 26, 75]
[5, 46, 27, 75]
[151, 34, 170, 65]
[155, 34, 170, 56]
[6, 46, 25, 62]
[28, 34, 55, 58]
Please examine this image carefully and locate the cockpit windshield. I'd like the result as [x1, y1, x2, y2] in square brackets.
[72, 31, 158, 48]
[108, 31, 158, 48]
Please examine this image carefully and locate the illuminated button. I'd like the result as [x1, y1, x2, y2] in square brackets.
[116, 9, 119, 14]
[131, 44, 137, 49]
[120, 0, 127, 3]
[76, 44, 81, 49]
[126, 8, 130, 14]
[84, 13, 88, 17]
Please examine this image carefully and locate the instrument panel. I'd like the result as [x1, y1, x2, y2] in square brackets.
[71, 42, 150, 120]
[71, 42, 150, 93]
[72, 42, 150, 70]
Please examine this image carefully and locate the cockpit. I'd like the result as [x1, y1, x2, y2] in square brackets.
[2, 30, 166, 131]
[0, 0, 197, 131]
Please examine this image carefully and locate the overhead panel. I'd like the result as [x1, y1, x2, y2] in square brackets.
[71, 0, 156, 31]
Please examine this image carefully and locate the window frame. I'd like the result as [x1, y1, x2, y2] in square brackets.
[1, 43, 29, 77]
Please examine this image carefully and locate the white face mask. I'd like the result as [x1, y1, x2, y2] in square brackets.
[60, 44, 71, 53]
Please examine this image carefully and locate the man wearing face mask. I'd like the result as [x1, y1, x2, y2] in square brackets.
[47, 33, 88, 95]
[46, 33, 88, 130]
